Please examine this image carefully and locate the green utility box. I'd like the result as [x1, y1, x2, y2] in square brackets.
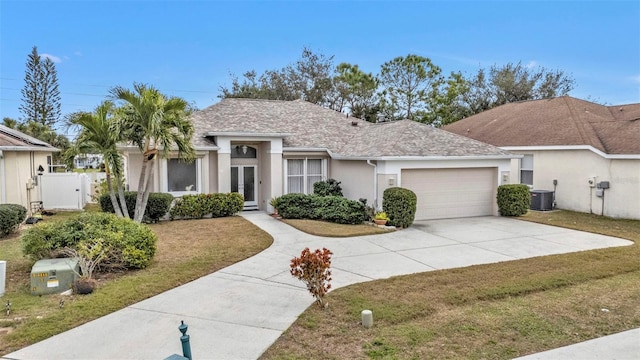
[31, 258, 79, 295]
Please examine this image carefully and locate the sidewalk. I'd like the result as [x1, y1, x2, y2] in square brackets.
[2, 212, 635, 360]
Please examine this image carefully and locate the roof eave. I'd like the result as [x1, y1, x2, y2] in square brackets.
[331, 154, 520, 161]
[205, 131, 292, 138]
[501, 145, 640, 159]
[0, 146, 60, 152]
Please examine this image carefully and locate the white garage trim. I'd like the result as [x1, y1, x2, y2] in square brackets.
[401, 168, 497, 220]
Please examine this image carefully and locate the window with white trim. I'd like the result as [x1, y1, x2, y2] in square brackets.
[520, 154, 533, 186]
[286, 158, 325, 194]
[167, 158, 199, 193]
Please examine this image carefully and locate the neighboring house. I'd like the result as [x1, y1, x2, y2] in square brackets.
[0, 125, 59, 210]
[121, 99, 518, 220]
[74, 154, 103, 169]
[444, 96, 640, 219]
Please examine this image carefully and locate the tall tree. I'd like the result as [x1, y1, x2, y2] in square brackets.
[219, 47, 336, 106]
[2, 117, 18, 128]
[425, 71, 470, 127]
[65, 101, 129, 218]
[462, 62, 575, 115]
[332, 63, 380, 122]
[20, 46, 61, 127]
[378, 54, 443, 121]
[111, 83, 195, 223]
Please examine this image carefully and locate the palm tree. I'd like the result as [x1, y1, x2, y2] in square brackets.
[110, 83, 194, 223]
[66, 101, 129, 218]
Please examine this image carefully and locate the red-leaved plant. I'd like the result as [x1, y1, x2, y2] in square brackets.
[290, 247, 333, 308]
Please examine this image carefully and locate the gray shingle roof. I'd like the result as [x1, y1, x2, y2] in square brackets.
[0, 125, 58, 152]
[337, 120, 513, 158]
[443, 96, 640, 155]
[191, 98, 513, 158]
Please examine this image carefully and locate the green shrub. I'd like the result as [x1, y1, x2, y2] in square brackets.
[277, 193, 366, 224]
[383, 187, 417, 228]
[313, 178, 343, 197]
[22, 212, 157, 270]
[0, 203, 27, 236]
[99, 191, 173, 222]
[497, 184, 531, 216]
[169, 193, 244, 220]
[276, 193, 315, 219]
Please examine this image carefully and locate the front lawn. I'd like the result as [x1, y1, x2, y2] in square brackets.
[261, 210, 640, 359]
[0, 214, 273, 355]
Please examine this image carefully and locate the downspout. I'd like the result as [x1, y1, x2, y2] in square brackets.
[366, 160, 378, 209]
[0, 150, 5, 203]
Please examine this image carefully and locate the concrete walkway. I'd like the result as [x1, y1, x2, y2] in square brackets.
[3, 213, 634, 360]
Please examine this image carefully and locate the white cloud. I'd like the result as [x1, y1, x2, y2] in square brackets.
[40, 53, 62, 63]
[525, 60, 538, 69]
[630, 74, 640, 84]
[74, 51, 83, 56]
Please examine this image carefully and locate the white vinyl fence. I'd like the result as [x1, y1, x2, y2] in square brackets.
[39, 173, 91, 210]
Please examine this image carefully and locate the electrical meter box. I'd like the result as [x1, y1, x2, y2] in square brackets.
[31, 258, 79, 295]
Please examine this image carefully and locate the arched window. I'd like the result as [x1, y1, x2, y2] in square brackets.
[231, 145, 257, 159]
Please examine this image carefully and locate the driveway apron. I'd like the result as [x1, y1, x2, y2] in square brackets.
[3, 212, 632, 360]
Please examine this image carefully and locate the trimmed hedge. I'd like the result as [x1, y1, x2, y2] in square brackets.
[22, 212, 157, 270]
[99, 192, 174, 222]
[383, 187, 417, 228]
[313, 178, 343, 197]
[0, 203, 27, 236]
[276, 193, 366, 224]
[497, 184, 531, 216]
[169, 193, 244, 220]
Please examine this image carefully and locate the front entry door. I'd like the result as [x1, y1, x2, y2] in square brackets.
[231, 165, 258, 209]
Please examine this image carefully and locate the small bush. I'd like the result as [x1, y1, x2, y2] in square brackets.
[169, 193, 244, 220]
[99, 192, 173, 222]
[290, 247, 333, 308]
[383, 187, 417, 228]
[22, 212, 157, 270]
[277, 193, 366, 224]
[497, 184, 531, 216]
[0, 204, 27, 236]
[313, 178, 343, 197]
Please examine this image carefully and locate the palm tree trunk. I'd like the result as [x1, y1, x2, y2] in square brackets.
[134, 155, 149, 222]
[105, 170, 123, 218]
[116, 177, 130, 219]
[139, 159, 155, 222]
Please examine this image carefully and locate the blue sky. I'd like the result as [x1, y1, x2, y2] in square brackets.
[1, 0, 638, 133]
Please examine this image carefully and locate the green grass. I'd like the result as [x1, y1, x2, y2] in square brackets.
[0, 212, 273, 355]
[261, 210, 640, 359]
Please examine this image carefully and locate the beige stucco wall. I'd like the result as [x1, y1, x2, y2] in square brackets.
[329, 160, 375, 205]
[208, 151, 218, 194]
[124, 153, 161, 192]
[2, 151, 50, 209]
[512, 149, 640, 219]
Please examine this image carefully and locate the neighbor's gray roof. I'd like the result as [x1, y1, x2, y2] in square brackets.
[0, 125, 59, 152]
[191, 98, 513, 158]
[443, 96, 640, 155]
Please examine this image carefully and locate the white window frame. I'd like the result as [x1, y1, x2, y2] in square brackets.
[284, 158, 327, 194]
[520, 154, 533, 187]
[162, 157, 202, 197]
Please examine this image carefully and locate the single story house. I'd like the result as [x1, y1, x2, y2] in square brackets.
[122, 99, 519, 220]
[444, 96, 640, 219]
[0, 124, 59, 210]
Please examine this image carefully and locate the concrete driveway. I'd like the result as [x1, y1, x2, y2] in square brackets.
[3, 213, 632, 360]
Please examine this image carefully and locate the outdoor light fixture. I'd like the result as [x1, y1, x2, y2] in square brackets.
[242, 145, 248, 154]
[37, 165, 45, 175]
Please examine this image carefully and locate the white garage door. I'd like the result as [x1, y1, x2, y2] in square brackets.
[401, 168, 496, 220]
